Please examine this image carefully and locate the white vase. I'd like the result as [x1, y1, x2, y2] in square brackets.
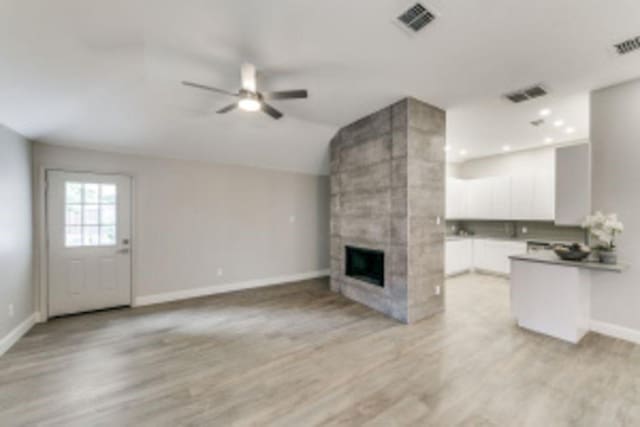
[598, 250, 617, 265]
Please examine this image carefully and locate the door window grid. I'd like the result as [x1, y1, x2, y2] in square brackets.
[65, 182, 117, 247]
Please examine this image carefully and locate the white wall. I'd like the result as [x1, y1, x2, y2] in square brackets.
[33, 143, 329, 311]
[0, 125, 34, 344]
[456, 146, 556, 179]
[591, 78, 640, 332]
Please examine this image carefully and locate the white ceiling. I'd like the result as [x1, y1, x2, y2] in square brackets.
[1, 0, 640, 174]
[447, 92, 590, 162]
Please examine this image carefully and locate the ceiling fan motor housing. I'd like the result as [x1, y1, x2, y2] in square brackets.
[239, 89, 262, 101]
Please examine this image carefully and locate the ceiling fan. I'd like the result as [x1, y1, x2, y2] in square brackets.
[182, 63, 308, 120]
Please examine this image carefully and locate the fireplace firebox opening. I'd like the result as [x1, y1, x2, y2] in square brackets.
[345, 246, 384, 287]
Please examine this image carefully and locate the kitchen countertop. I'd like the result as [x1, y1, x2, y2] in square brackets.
[446, 235, 522, 242]
[509, 250, 628, 273]
[446, 235, 575, 244]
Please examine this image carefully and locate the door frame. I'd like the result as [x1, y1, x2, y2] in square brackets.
[36, 168, 136, 322]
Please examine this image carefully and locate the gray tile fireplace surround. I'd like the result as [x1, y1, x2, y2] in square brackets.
[330, 98, 445, 323]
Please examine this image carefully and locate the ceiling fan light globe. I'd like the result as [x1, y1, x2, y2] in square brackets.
[238, 98, 261, 112]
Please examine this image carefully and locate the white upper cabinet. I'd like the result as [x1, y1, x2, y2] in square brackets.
[490, 176, 511, 219]
[467, 176, 511, 220]
[509, 172, 555, 220]
[555, 144, 591, 225]
[446, 177, 469, 219]
[447, 171, 556, 221]
[532, 172, 555, 220]
[467, 178, 492, 219]
[446, 177, 455, 218]
[511, 174, 534, 219]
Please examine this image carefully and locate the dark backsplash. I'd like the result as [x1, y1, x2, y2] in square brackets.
[446, 220, 586, 243]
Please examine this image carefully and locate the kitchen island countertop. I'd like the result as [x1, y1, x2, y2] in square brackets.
[510, 250, 627, 273]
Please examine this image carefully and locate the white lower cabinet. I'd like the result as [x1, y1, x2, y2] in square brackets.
[446, 238, 527, 276]
[473, 239, 527, 275]
[445, 239, 473, 275]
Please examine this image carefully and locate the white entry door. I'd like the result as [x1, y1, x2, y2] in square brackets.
[47, 171, 132, 317]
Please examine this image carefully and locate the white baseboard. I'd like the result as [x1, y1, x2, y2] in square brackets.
[590, 320, 640, 345]
[0, 312, 39, 357]
[134, 269, 330, 307]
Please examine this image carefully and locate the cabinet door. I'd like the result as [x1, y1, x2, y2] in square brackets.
[446, 178, 468, 219]
[473, 239, 526, 274]
[532, 172, 555, 220]
[472, 239, 492, 271]
[446, 240, 472, 275]
[457, 179, 469, 219]
[511, 174, 534, 220]
[465, 180, 479, 218]
[498, 242, 527, 274]
[555, 144, 590, 225]
[446, 177, 456, 219]
[467, 178, 492, 219]
[445, 242, 453, 275]
[445, 241, 459, 275]
[491, 176, 512, 219]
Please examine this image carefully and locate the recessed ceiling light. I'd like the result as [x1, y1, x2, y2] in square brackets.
[553, 119, 565, 127]
[444, 145, 452, 152]
[502, 145, 511, 152]
[565, 127, 575, 134]
[539, 108, 552, 117]
[459, 149, 468, 156]
[544, 137, 554, 144]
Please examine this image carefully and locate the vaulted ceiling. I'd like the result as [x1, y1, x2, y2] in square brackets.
[1, 0, 640, 173]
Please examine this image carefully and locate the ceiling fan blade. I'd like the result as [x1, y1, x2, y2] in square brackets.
[261, 103, 283, 120]
[241, 63, 257, 92]
[262, 90, 308, 100]
[217, 103, 238, 114]
[182, 81, 238, 97]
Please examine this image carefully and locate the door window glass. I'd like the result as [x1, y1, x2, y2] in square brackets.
[65, 182, 117, 247]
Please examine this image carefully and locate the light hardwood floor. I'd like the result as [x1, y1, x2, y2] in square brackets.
[2, 274, 640, 426]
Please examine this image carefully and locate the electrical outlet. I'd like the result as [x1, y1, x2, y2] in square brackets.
[289, 215, 296, 223]
[217, 268, 223, 277]
[435, 286, 441, 296]
[8, 304, 14, 318]
[436, 216, 441, 225]
[522, 226, 528, 234]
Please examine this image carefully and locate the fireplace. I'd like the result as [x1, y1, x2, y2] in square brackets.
[330, 98, 445, 323]
[345, 246, 384, 287]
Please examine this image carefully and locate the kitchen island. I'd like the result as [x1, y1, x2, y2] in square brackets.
[509, 251, 627, 344]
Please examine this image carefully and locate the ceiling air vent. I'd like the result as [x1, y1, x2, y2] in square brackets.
[614, 36, 640, 55]
[504, 84, 548, 103]
[397, 3, 436, 32]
